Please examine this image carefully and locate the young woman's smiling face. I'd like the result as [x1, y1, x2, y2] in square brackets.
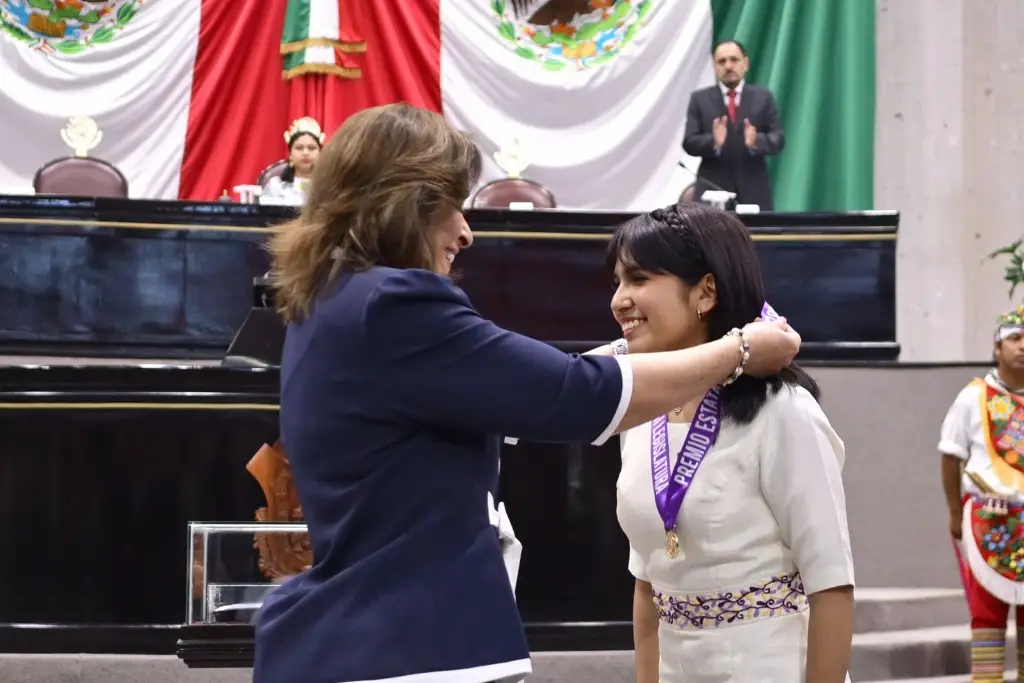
[610, 256, 714, 353]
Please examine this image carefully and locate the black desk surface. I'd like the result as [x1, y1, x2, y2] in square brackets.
[0, 195, 898, 360]
[0, 361, 633, 658]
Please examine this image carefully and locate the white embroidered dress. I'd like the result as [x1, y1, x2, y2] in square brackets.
[616, 385, 855, 683]
[261, 177, 309, 206]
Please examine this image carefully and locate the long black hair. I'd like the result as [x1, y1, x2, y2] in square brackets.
[280, 131, 322, 184]
[606, 203, 820, 424]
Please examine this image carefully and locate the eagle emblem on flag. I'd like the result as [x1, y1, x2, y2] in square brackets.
[0, 0, 141, 55]
[493, 0, 651, 71]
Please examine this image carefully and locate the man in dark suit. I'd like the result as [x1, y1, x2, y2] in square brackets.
[683, 39, 784, 210]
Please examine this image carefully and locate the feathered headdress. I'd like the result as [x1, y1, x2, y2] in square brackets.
[284, 117, 325, 146]
[987, 240, 1024, 341]
[996, 304, 1024, 342]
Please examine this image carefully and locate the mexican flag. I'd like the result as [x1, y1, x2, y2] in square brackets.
[0, 0, 207, 198]
[441, 0, 715, 211]
[0, 0, 874, 211]
[280, 0, 365, 81]
[0, 0, 353, 200]
[0, 0, 437, 201]
[439, 0, 875, 211]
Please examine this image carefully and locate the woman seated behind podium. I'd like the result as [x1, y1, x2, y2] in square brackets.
[606, 204, 855, 683]
[253, 102, 802, 683]
[261, 117, 324, 206]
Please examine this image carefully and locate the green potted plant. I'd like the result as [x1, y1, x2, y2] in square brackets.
[988, 239, 1024, 299]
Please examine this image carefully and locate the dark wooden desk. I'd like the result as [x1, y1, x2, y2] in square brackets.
[0, 195, 898, 360]
[0, 361, 634, 659]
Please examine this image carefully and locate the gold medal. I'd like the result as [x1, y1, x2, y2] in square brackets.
[665, 530, 681, 558]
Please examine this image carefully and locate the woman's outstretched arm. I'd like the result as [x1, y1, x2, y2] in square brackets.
[363, 270, 799, 444]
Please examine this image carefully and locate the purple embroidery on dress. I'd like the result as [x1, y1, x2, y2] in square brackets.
[653, 573, 807, 630]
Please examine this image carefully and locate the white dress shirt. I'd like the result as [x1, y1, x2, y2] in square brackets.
[719, 79, 745, 108]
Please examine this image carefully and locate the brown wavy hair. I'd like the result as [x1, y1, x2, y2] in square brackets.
[267, 103, 481, 322]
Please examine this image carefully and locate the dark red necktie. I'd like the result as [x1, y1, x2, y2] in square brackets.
[727, 89, 737, 123]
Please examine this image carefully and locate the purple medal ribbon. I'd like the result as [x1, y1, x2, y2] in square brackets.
[649, 387, 722, 538]
[647, 301, 781, 553]
[760, 301, 782, 323]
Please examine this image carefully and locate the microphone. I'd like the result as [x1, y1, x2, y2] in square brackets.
[677, 158, 736, 209]
[677, 158, 730, 194]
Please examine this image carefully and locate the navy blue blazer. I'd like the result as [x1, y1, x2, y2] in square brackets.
[253, 267, 629, 683]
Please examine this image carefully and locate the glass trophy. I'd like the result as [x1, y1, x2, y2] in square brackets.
[186, 521, 310, 624]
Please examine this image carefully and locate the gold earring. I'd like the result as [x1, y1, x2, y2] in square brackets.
[697, 308, 704, 321]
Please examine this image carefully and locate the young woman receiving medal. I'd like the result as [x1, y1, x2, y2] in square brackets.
[606, 204, 855, 683]
[252, 105, 802, 683]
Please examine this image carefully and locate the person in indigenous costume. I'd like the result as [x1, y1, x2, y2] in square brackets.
[940, 304, 1024, 683]
[603, 203, 855, 683]
[262, 117, 324, 206]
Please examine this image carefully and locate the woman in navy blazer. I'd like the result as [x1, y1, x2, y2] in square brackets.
[253, 103, 801, 683]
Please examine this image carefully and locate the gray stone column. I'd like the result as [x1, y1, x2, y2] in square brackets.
[875, 0, 1024, 361]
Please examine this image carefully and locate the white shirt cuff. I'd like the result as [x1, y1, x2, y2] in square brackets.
[591, 355, 633, 447]
[938, 440, 968, 460]
[801, 565, 856, 596]
[628, 547, 648, 582]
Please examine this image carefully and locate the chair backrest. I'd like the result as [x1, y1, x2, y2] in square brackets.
[32, 157, 128, 198]
[470, 178, 557, 209]
[678, 182, 698, 203]
[258, 160, 290, 187]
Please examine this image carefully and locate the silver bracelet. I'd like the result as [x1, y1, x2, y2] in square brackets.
[721, 328, 750, 385]
[610, 338, 629, 356]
